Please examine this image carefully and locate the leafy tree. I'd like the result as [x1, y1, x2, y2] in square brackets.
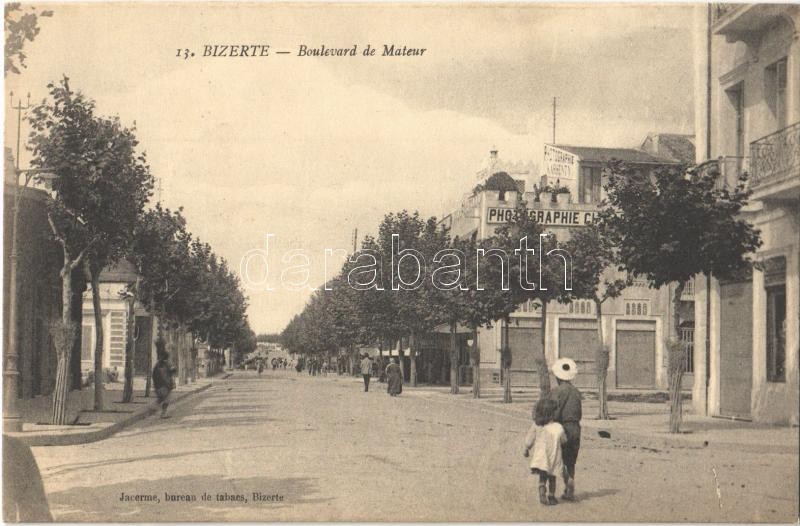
[563, 222, 630, 419]
[429, 234, 517, 396]
[355, 211, 447, 386]
[130, 204, 190, 395]
[486, 200, 571, 400]
[601, 161, 761, 432]
[4, 3, 52, 76]
[28, 77, 152, 423]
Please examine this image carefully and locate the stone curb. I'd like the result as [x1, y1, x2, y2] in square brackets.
[8, 379, 222, 447]
[466, 394, 798, 455]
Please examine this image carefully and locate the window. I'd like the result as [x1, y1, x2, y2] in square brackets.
[766, 58, 788, 130]
[726, 83, 745, 158]
[568, 300, 593, 315]
[625, 300, 650, 317]
[579, 166, 602, 204]
[81, 324, 93, 361]
[764, 256, 786, 383]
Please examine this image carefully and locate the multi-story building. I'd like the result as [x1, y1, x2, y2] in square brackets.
[439, 145, 686, 392]
[692, 4, 799, 424]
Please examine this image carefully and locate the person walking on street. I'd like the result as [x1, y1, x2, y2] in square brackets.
[152, 343, 177, 419]
[549, 358, 582, 501]
[361, 354, 373, 392]
[523, 398, 567, 506]
[386, 357, 403, 396]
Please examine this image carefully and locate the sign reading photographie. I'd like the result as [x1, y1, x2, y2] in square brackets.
[486, 207, 598, 227]
[543, 144, 578, 183]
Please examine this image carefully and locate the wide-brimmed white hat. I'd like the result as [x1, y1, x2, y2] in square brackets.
[552, 358, 578, 381]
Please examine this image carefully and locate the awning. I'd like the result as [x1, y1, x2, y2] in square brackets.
[431, 323, 473, 334]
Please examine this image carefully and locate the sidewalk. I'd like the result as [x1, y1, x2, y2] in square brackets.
[329, 372, 799, 454]
[5, 373, 231, 446]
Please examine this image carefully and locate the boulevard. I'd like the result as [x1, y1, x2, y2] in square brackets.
[31, 371, 799, 522]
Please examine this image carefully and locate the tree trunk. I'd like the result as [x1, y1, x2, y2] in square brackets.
[471, 328, 481, 399]
[502, 317, 511, 403]
[190, 336, 198, 383]
[410, 331, 418, 388]
[595, 299, 610, 420]
[537, 301, 551, 395]
[69, 267, 86, 391]
[449, 321, 459, 394]
[668, 281, 687, 433]
[89, 271, 105, 410]
[144, 301, 155, 397]
[398, 337, 406, 383]
[122, 294, 135, 403]
[51, 266, 75, 425]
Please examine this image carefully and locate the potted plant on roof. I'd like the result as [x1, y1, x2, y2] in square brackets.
[535, 183, 552, 203]
[551, 179, 571, 205]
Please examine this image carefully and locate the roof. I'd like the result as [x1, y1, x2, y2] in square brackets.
[641, 133, 696, 164]
[551, 144, 677, 164]
[482, 171, 521, 192]
[98, 259, 139, 283]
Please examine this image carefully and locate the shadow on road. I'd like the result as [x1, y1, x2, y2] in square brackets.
[42, 444, 286, 477]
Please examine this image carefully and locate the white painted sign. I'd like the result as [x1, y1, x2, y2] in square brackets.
[486, 207, 598, 227]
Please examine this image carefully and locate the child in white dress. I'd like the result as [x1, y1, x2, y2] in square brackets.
[523, 398, 567, 505]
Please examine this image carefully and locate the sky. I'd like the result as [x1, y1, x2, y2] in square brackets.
[4, 3, 697, 334]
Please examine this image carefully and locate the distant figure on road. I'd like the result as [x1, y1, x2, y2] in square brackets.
[258, 360, 264, 376]
[523, 398, 567, 506]
[549, 358, 582, 501]
[386, 357, 402, 396]
[152, 343, 177, 419]
[360, 354, 373, 392]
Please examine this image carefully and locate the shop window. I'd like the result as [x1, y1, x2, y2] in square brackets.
[765, 57, 788, 131]
[764, 256, 786, 383]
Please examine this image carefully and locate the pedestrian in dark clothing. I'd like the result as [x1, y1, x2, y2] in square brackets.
[152, 345, 177, 419]
[549, 358, 582, 501]
[386, 358, 402, 396]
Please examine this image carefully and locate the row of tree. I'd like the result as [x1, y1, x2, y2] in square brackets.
[27, 78, 256, 424]
[281, 162, 760, 433]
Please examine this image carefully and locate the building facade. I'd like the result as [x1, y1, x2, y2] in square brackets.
[693, 4, 799, 424]
[79, 261, 158, 382]
[440, 147, 687, 392]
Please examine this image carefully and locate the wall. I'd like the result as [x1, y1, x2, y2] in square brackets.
[2, 185, 64, 399]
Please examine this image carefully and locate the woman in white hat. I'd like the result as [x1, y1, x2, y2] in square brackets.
[550, 357, 582, 501]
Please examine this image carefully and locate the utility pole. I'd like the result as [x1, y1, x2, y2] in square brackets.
[4, 91, 31, 432]
[352, 228, 358, 253]
[552, 97, 557, 144]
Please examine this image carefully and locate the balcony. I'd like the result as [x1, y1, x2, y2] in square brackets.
[711, 4, 791, 43]
[696, 156, 749, 191]
[750, 122, 800, 202]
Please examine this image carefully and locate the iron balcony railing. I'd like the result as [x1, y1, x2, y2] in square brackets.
[750, 121, 800, 189]
[696, 156, 749, 191]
